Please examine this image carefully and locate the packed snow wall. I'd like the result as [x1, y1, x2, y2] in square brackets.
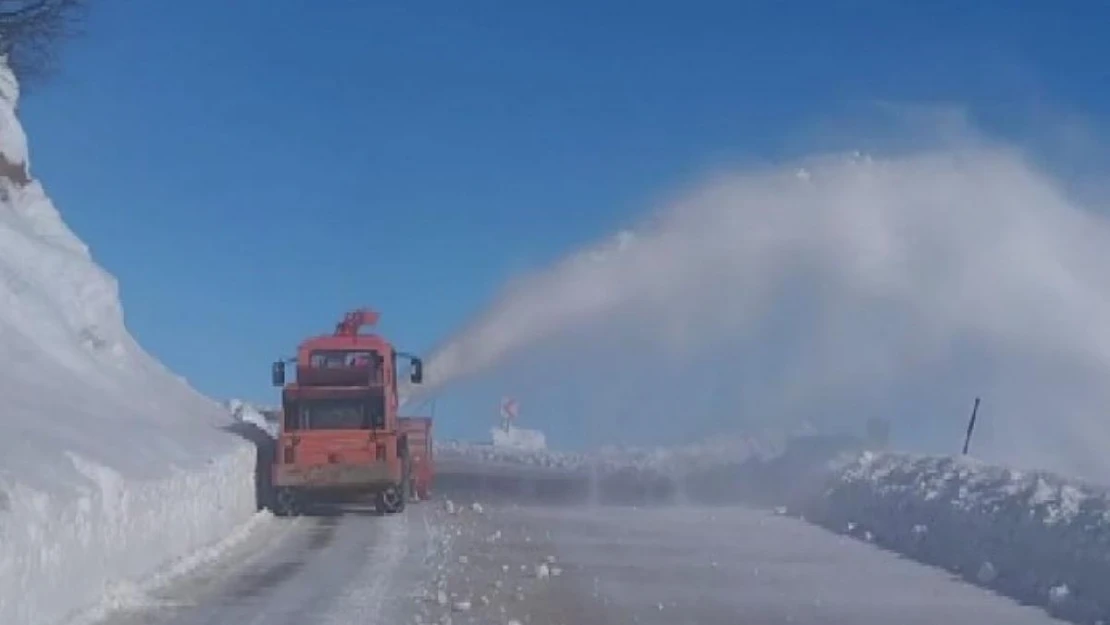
[0, 59, 257, 625]
[680, 437, 1110, 624]
[799, 453, 1110, 624]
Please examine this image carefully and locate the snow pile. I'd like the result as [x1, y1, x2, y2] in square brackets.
[797, 452, 1110, 623]
[0, 59, 256, 625]
[227, 398, 279, 439]
[436, 439, 588, 471]
[490, 425, 547, 451]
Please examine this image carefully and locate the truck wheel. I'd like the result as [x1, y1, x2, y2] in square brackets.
[378, 485, 405, 514]
[274, 487, 300, 517]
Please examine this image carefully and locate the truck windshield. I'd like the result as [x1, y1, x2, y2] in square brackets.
[285, 396, 385, 430]
[309, 349, 381, 370]
[304, 350, 384, 385]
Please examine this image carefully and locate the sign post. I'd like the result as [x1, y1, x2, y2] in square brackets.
[499, 397, 518, 432]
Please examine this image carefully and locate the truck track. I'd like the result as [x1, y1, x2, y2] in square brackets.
[91, 505, 437, 625]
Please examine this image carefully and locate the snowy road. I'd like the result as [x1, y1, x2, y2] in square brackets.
[93, 502, 1065, 625]
[93, 504, 448, 625]
[438, 504, 1067, 625]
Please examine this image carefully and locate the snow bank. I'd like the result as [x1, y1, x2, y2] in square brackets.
[436, 433, 781, 477]
[0, 59, 256, 625]
[436, 439, 586, 470]
[658, 434, 1110, 621]
[798, 452, 1110, 623]
[689, 437, 1110, 623]
[490, 425, 547, 452]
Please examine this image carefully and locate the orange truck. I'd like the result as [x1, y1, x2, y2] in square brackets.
[268, 308, 423, 516]
[399, 416, 434, 500]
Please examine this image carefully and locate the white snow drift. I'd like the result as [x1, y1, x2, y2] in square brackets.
[0, 59, 256, 625]
[807, 451, 1110, 622]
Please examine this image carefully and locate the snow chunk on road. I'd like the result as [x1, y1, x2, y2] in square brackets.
[534, 563, 550, 579]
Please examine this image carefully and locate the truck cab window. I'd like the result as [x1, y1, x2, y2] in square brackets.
[310, 349, 379, 368]
[308, 349, 385, 383]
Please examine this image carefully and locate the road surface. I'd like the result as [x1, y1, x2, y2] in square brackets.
[93, 502, 1065, 625]
[91, 503, 448, 625]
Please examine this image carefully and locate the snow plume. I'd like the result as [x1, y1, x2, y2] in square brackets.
[418, 136, 1110, 477]
[0, 60, 256, 625]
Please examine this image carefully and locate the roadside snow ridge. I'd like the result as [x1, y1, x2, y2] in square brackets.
[0, 58, 255, 625]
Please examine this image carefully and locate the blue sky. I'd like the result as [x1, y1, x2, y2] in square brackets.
[17, 0, 1110, 441]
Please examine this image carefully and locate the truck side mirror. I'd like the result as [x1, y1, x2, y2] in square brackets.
[410, 358, 424, 384]
[272, 361, 285, 387]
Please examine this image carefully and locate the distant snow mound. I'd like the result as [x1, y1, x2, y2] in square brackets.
[491, 425, 546, 451]
[435, 439, 586, 471]
[436, 432, 781, 478]
[0, 59, 255, 625]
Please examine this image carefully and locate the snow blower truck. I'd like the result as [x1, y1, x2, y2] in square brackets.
[268, 308, 423, 516]
[399, 416, 434, 501]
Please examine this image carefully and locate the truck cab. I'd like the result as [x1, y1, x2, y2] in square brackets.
[269, 309, 423, 516]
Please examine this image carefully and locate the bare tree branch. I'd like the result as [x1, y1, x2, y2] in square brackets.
[0, 0, 87, 88]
